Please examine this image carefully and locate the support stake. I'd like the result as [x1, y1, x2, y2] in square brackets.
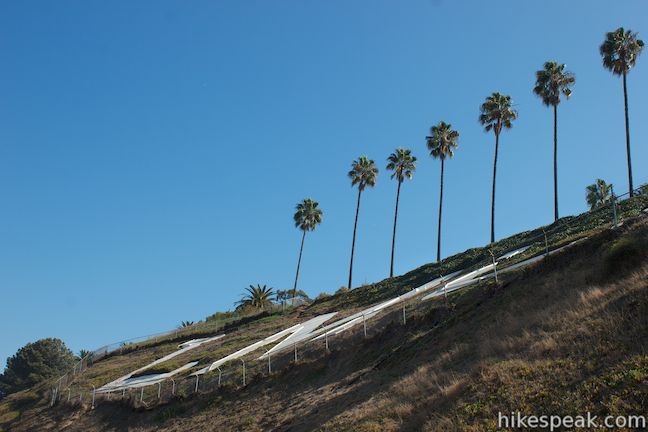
[171, 379, 176, 396]
[325, 331, 329, 351]
[363, 314, 367, 338]
[217, 367, 222, 387]
[402, 305, 406, 325]
[195, 375, 200, 393]
[241, 360, 246, 386]
[611, 185, 618, 227]
[157, 382, 161, 400]
[490, 250, 499, 284]
[140, 387, 144, 403]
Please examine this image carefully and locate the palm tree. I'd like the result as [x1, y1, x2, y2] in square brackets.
[347, 156, 378, 289]
[586, 179, 614, 210]
[238, 284, 275, 310]
[426, 122, 459, 262]
[386, 148, 416, 277]
[78, 349, 92, 360]
[479, 93, 518, 244]
[600, 28, 644, 197]
[292, 198, 323, 303]
[533, 61, 575, 221]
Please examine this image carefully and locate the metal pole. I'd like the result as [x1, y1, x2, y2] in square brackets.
[363, 314, 367, 338]
[543, 228, 549, 256]
[157, 382, 161, 400]
[122, 389, 125, 397]
[140, 387, 144, 403]
[325, 331, 329, 351]
[241, 360, 246, 386]
[490, 250, 498, 284]
[402, 305, 406, 325]
[611, 185, 618, 227]
[195, 375, 200, 393]
[294, 343, 298, 362]
[171, 379, 176, 396]
[267, 351, 272, 374]
[91, 386, 96, 409]
[217, 367, 222, 387]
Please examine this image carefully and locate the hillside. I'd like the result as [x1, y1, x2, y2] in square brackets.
[2, 195, 648, 431]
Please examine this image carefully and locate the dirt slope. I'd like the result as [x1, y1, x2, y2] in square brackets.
[5, 217, 648, 431]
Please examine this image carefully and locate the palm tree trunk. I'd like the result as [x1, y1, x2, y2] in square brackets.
[437, 158, 445, 262]
[553, 104, 559, 221]
[291, 229, 306, 305]
[389, 179, 402, 278]
[348, 188, 362, 289]
[491, 131, 499, 244]
[622, 70, 634, 197]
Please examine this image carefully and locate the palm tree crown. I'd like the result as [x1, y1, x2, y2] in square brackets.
[348, 156, 378, 191]
[479, 92, 518, 133]
[600, 27, 644, 75]
[386, 148, 417, 181]
[293, 199, 323, 232]
[533, 61, 575, 106]
[586, 179, 614, 210]
[426, 121, 459, 160]
[239, 284, 275, 310]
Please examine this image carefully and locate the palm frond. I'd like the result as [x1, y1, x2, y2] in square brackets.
[426, 121, 459, 160]
[348, 156, 379, 191]
[294, 198, 323, 231]
[533, 61, 575, 106]
[479, 92, 518, 135]
[386, 148, 417, 181]
[600, 27, 644, 75]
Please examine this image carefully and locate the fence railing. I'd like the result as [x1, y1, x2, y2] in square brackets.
[47, 187, 648, 410]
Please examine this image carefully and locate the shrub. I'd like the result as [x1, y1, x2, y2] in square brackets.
[335, 286, 350, 295]
[602, 234, 648, 279]
[0, 338, 76, 396]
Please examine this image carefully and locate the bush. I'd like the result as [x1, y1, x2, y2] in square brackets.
[602, 234, 648, 279]
[315, 292, 331, 300]
[335, 286, 350, 295]
[0, 338, 76, 396]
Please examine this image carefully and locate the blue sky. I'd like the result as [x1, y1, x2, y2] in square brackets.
[1, 0, 646, 366]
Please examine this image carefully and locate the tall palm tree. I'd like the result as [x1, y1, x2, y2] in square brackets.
[386, 148, 416, 277]
[347, 156, 378, 289]
[238, 284, 275, 310]
[426, 122, 459, 262]
[586, 179, 614, 210]
[292, 198, 323, 303]
[600, 28, 644, 197]
[479, 93, 518, 244]
[533, 61, 575, 221]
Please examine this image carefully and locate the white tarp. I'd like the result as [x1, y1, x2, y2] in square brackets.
[98, 334, 224, 392]
[259, 313, 338, 358]
[97, 362, 198, 393]
[193, 324, 302, 375]
[497, 246, 530, 261]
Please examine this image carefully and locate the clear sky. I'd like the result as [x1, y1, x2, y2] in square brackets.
[1, 0, 647, 366]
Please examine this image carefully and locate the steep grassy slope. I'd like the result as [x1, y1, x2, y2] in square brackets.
[2, 203, 648, 431]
